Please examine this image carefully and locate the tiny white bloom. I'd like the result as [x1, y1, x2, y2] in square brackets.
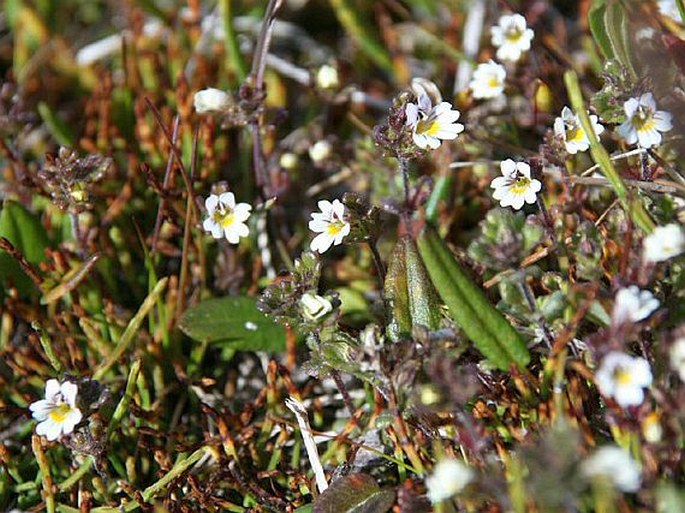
[193, 88, 231, 114]
[611, 286, 659, 326]
[425, 458, 473, 504]
[581, 446, 642, 492]
[642, 412, 663, 443]
[308, 199, 350, 254]
[202, 192, 252, 244]
[595, 352, 652, 408]
[491, 14, 534, 62]
[279, 152, 298, 170]
[616, 93, 672, 148]
[658, 0, 682, 22]
[300, 293, 333, 321]
[670, 337, 685, 381]
[308, 140, 333, 164]
[29, 379, 83, 441]
[316, 64, 339, 90]
[490, 159, 542, 210]
[643, 223, 685, 263]
[553, 106, 604, 154]
[469, 60, 506, 100]
[405, 93, 465, 150]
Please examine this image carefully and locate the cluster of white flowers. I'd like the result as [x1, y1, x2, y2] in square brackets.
[29, 379, 82, 441]
[425, 458, 474, 504]
[595, 351, 652, 408]
[581, 445, 642, 493]
[490, 159, 542, 210]
[202, 192, 252, 244]
[611, 286, 659, 326]
[405, 92, 464, 150]
[553, 106, 604, 154]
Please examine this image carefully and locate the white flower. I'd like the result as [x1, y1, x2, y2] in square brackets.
[29, 379, 83, 441]
[469, 60, 506, 99]
[670, 338, 685, 381]
[308, 199, 350, 254]
[616, 93, 672, 148]
[491, 14, 534, 62]
[300, 293, 333, 321]
[425, 458, 473, 504]
[659, 0, 682, 22]
[595, 352, 652, 408]
[308, 140, 332, 164]
[490, 159, 542, 210]
[279, 152, 298, 170]
[202, 192, 252, 244]
[643, 223, 685, 263]
[581, 446, 642, 493]
[405, 93, 464, 150]
[316, 64, 339, 90]
[553, 106, 604, 154]
[193, 88, 231, 114]
[611, 286, 659, 326]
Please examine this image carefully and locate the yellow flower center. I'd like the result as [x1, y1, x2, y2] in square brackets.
[326, 220, 346, 236]
[511, 176, 531, 194]
[213, 206, 236, 228]
[566, 124, 585, 143]
[487, 77, 500, 88]
[49, 403, 72, 423]
[613, 367, 633, 386]
[416, 117, 440, 137]
[505, 26, 523, 42]
[633, 109, 655, 132]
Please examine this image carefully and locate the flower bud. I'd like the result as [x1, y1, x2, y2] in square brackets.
[308, 140, 332, 164]
[316, 65, 339, 90]
[193, 88, 231, 114]
[300, 293, 333, 321]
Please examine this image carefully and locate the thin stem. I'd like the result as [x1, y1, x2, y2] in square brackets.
[368, 239, 386, 283]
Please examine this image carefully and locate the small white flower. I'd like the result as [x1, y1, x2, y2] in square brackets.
[616, 93, 672, 148]
[491, 14, 534, 62]
[670, 338, 685, 381]
[308, 140, 333, 164]
[202, 192, 252, 244]
[405, 93, 465, 150]
[581, 446, 642, 493]
[611, 286, 659, 326]
[193, 88, 231, 114]
[316, 64, 339, 90]
[643, 223, 685, 263]
[29, 379, 83, 441]
[469, 60, 506, 100]
[595, 352, 652, 408]
[279, 152, 298, 170]
[308, 199, 350, 254]
[425, 458, 473, 504]
[642, 412, 663, 443]
[300, 293, 333, 321]
[659, 0, 682, 22]
[490, 159, 542, 210]
[553, 106, 604, 154]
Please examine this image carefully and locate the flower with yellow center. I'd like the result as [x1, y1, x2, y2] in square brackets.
[490, 159, 542, 210]
[595, 351, 652, 408]
[405, 93, 465, 150]
[491, 14, 534, 62]
[469, 60, 507, 100]
[308, 199, 350, 254]
[202, 192, 252, 244]
[616, 93, 672, 148]
[553, 106, 604, 154]
[29, 379, 83, 441]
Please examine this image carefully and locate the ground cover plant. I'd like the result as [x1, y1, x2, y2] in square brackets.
[1, 0, 685, 511]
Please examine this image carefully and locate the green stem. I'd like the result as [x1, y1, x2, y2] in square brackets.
[219, 0, 247, 83]
[32, 435, 56, 513]
[107, 359, 142, 438]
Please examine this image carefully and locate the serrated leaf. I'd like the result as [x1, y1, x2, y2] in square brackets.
[313, 474, 393, 513]
[179, 297, 286, 352]
[0, 200, 49, 295]
[384, 239, 412, 342]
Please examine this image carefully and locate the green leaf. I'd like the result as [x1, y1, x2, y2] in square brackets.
[0, 200, 49, 295]
[418, 227, 530, 371]
[588, 0, 636, 77]
[313, 474, 394, 513]
[384, 239, 412, 342]
[179, 297, 286, 352]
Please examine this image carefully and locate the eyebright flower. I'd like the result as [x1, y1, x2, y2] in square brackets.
[642, 223, 685, 263]
[425, 458, 473, 504]
[491, 14, 534, 62]
[670, 338, 685, 381]
[581, 446, 642, 493]
[405, 93, 464, 150]
[308, 199, 350, 254]
[29, 379, 83, 441]
[469, 60, 506, 100]
[308, 140, 333, 164]
[611, 286, 659, 326]
[490, 159, 542, 210]
[553, 106, 604, 154]
[193, 88, 232, 114]
[202, 192, 252, 244]
[616, 93, 672, 148]
[595, 352, 652, 408]
[315, 64, 339, 90]
[300, 293, 333, 321]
